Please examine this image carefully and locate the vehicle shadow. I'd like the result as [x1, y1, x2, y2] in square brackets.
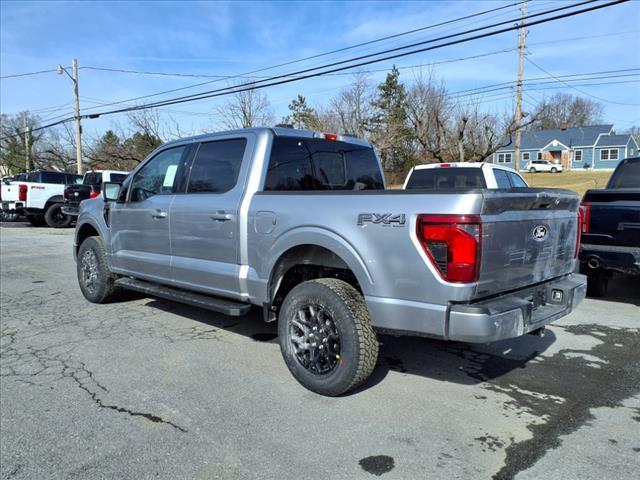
[353, 329, 557, 394]
[141, 296, 557, 394]
[144, 298, 279, 342]
[596, 274, 640, 306]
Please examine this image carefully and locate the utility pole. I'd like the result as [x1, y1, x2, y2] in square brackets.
[58, 59, 83, 174]
[513, 0, 526, 172]
[23, 115, 30, 171]
[72, 59, 83, 175]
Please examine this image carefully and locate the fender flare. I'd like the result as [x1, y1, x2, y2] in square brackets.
[262, 226, 374, 300]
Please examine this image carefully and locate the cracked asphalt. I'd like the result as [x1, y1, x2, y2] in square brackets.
[1, 223, 638, 479]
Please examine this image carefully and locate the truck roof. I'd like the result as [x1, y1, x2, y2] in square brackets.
[161, 126, 371, 149]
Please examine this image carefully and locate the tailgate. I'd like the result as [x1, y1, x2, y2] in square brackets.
[476, 189, 580, 298]
[582, 189, 640, 247]
[1, 183, 19, 203]
[64, 184, 92, 204]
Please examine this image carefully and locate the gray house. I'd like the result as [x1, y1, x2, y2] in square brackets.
[492, 125, 638, 170]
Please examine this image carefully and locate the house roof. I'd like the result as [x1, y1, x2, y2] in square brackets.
[595, 134, 633, 147]
[497, 124, 613, 151]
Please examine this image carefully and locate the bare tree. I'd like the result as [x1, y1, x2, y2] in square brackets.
[405, 70, 451, 164]
[531, 93, 603, 130]
[329, 72, 373, 138]
[216, 87, 274, 129]
[0, 112, 43, 173]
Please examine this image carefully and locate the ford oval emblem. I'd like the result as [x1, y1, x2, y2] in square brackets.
[533, 225, 548, 241]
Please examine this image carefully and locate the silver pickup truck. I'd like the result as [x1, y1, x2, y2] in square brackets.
[74, 127, 587, 396]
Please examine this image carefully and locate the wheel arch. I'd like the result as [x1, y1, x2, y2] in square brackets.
[44, 195, 64, 210]
[75, 222, 101, 257]
[264, 229, 374, 318]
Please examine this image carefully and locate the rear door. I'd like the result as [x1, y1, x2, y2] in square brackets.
[476, 190, 580, 298]
[169, 135, 251, 298]
[109, 145, 188, 283]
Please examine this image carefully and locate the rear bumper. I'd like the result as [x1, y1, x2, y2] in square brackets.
[1, 201, 23, 212]
[61, 205, 80, 216]
[447, 273, 587, 342]
[365, 273, 587, 343]
[579, 243, 640, 274]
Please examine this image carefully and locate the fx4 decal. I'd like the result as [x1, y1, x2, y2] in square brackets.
[357, 213, 406, 227]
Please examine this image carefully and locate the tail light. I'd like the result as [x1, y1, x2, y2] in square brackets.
[579, 201, 591, 233]
[322, 133, 338, 141]
[89, 188, 100, 199]
[417, 214, 482, 283]
[575, 211, 582, 258]
[18, 184, 28, 202]
[63, 189, 69, 200]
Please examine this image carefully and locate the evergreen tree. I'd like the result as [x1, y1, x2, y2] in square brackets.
[283, 95, 321, 130]
[370, 66, 413, 175]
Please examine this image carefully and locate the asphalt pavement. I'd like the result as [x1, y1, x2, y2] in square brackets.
[0, 223, 638, 479]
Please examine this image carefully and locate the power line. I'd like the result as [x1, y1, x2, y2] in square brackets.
[85, 0, 614, 116]
[76, 0, 601, 114]
[0, 68, 58, 80]
[0, 0, 628, 141]
[449, 70, 640, 98]
[525, 57, 640, 106]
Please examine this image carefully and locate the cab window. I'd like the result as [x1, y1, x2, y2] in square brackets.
[129, 146, 185, 202]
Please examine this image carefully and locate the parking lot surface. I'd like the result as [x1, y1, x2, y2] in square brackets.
[1, 223, 638, 479]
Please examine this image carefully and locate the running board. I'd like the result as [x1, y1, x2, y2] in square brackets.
[115, 277, 251, 316]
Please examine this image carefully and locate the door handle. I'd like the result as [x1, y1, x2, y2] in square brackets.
[210, 211, 235, 222]
[151, 210, 167, 219]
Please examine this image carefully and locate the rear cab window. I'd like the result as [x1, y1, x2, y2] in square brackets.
[405, 167, 486, 190]
[264, 136, 384, 191]
[607, 159, 640, 188]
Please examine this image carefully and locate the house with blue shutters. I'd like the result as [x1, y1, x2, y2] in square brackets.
[492, 125, 638, 170]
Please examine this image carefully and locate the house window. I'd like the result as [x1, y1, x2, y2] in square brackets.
[574, 150, 582, 162]
[537, 152, 543, 160]
[522, 152, 530, 162]
[600, 149, 619, 161]
[497, 153, 512, 163]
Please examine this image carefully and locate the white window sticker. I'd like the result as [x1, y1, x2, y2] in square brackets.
[163, 164, 178, 187]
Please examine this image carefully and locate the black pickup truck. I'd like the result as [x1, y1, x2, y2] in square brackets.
[579, 157, 640, 296]
[62, 170, 128, 217]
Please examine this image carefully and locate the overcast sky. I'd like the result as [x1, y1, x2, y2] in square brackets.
[1, 0, 639, 138]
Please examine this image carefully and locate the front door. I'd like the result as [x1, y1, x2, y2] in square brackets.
[170, 136, 250, 298]
[110, 145, 187, 283]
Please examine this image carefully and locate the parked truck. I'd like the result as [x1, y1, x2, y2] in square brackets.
[1, 170, 82, 227]
[579, 156, 640, 296]
[74, 127, 587, 396]
[62, 170, 128, 217]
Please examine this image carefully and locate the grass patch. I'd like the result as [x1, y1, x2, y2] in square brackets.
[521, 170, 612, 197]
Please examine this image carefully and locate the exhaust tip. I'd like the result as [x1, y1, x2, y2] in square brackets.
[587, 257, 600, 269]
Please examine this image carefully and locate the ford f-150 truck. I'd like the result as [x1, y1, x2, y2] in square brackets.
[579, 156, 640, 296]
[73, 127, 587, 396]
[1, 170, 82, 227]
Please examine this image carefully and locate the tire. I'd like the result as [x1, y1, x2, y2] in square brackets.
[278, 278, 378, 396]
[44, 203, 72, 228]
[551, 167, 557, 173]
[529, 167, 536, 173]
[586, 270, 608, 297]
[77, 236, 120, 303]
[26, 215, 46, 227]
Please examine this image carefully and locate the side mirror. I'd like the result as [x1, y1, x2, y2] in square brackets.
[102, 182, 122, 202]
